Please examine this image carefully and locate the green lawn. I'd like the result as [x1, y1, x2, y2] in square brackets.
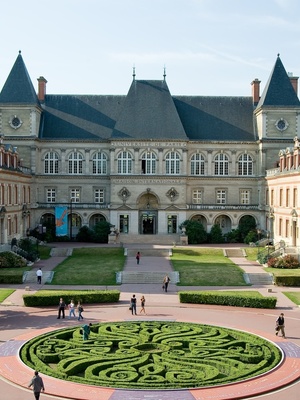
[0, 289, 15, 302]
[264, 266, 300, 276]
[283, 292, 300, 305]
[50, 247, 125, 285]
[38, 245, 52, 260]
[172, 248, 247, 286]
[243, 247, 259, 261]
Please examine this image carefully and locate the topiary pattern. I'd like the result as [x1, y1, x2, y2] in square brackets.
[20, 321, 281, 389]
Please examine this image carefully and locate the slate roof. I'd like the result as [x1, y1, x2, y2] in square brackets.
[257, 55, 300, 108]
[111, 80, 188, 140]
[0, 51, 39, 105]
[4, 52, 300, 143]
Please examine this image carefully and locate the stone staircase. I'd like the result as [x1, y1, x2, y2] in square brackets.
[243, 273, 274, 285]
[224, 248, 246, 257]
[23, 270, 54, 284]
[50, 248, 73, 257]
[119, 234, 180, 245]
[125, 248, 172, 257]
[116, 271, 179, 284]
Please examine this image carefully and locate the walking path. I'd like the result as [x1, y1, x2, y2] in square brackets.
[0, 243, 300, 400]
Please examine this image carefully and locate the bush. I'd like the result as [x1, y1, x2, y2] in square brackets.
[274, 276, 300, 287]
[180, 220, 207, 244]
[179, 291, 277, 309]
[267, 254, 300, 269]
[76, 226, 94, 242]
[23, 290, 120, 307]
[93, 221, 111, 243]
[0, 251, 27, 268]
[244, 230, 258, 244]
[209, 224, 224, 243]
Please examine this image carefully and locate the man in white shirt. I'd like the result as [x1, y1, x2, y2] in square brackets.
[36, 268, 42, 284]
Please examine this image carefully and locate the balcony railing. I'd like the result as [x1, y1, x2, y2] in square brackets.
[187, 204, 260, 210]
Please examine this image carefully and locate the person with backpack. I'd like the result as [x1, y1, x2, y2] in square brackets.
[275, 312, 286, 338]
[163, 275, 170, 292]
[77, 301, 84, 320]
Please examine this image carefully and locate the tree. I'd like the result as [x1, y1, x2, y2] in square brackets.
[209, 224, 224, 243]
[93, 221, 111, 243]
[181, 220, 207, 244]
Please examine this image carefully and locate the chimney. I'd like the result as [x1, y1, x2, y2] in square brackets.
[37, 76, 47, 102]
[288, 72, 298, 95]
[251, 78, 260, 105]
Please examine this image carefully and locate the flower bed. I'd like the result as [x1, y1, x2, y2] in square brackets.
[20, 321, 282, 389]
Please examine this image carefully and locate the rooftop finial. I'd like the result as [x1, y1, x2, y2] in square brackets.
[277, 53, 280, 57]
[19, 50, 21, 54]
[163, 65, 166, 81]
[132, 65, 136, 81]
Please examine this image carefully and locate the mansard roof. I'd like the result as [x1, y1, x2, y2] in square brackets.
[257, 55, 300, 108]
[0, 51, 40, 105]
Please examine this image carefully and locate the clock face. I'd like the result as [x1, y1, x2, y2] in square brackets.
[276, 118, 288, 131]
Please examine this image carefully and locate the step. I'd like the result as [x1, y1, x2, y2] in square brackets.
[224, 248, 246, 258]
[119, 234, 180, 245]
[125, 248, 172, 257]
[22, 271, 55, 284]
[50, 248, 73, 257]
[116, 271, 179, 284]
[243, 273, 273, 285]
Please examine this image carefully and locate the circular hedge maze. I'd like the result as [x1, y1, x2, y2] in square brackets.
[20, 321, 282, 389]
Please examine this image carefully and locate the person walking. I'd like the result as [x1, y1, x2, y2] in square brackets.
[28, 370, 45, 400]
[77, 301, 84, 320]
[163, 275, 170, 292]
[57, 297, 66, 319]
[68, 299, 76, 319]
[130, 294, 137, 315]
[140, 295, 146, 314]
[36, 268, 42, 284]
[275, 312, 286, 338]
[136, 251, 141, 265]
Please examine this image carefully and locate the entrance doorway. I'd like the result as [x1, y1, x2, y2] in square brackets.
[140, 212, 157, 234]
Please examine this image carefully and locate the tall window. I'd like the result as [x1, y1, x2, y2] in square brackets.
[141, 151, 156, 174]
[70, 188, 80, 203]
[270, 189, 274, 206]
[191, 153, 205, 175]
[68, 152, 83, 174]
[92, 152, 107, 174]
[240, 190, 250, 204]
[286, 188, 290, 207]
[117, 151, 132, 174]
[192, 189, 202, 204]
[94, 189, 104, 203]
[46, 188, 56, 203]
[214, 153, 229, 175]
[44, 152, 59, 174]
[285, 220, 290, 238]
[238, 154, 253, 175]
[293, 188, 297, 208]
[279, 189, 283, 207]
[166, 151, 180, 174]
[216, 190, 226, 204]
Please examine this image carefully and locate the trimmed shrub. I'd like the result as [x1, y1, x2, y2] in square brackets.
[179, 291, 277, 309]
[274, 276, 300, 287]
[23, 289, 120, 307]
[0, 251, 27, 268]
[267, 254, 300, 269]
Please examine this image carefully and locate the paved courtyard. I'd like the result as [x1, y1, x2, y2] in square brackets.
[0, 243, 300, 400]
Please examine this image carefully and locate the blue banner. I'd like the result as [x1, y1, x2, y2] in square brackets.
[55, 206, 68, 236]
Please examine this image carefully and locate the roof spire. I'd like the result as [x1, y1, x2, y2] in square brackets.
[132, 65, 136, 81]
[163, 65, 166, 81]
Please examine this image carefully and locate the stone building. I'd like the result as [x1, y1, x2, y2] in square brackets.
[0, 51, 299, 245]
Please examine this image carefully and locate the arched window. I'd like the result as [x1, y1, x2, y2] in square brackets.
[68, 152, 83, 174]
[214, 153, 229, 175]
[141, 151, 156, 174]
[238, 154, 253, 175]
[117, 151, 132, 174]
[166, 151, 180, 175]
[44, 151, 59, 174]
[92, 152, 107, 174]
[191, 153, 205, 175]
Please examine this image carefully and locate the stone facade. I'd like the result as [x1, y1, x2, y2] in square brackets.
[0, 52, 299, 244]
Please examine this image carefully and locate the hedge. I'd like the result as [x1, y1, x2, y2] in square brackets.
[0, 272, 23, 284]
[179, 291, 277, 308]
[20, 321, 282, 389]
[23, 290, 120, 307]
[274, 276, 300, 287]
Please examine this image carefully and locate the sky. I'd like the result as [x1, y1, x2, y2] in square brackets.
[0, 0, 300, 97]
